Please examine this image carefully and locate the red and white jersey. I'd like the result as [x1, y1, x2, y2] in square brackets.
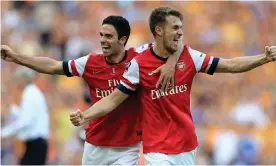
[62, 44, 151, 146]
[118, 45, 220, 153]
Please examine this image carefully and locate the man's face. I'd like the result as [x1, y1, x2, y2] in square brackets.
[162, 15, 183, 53]
[100, 24, 122, 57]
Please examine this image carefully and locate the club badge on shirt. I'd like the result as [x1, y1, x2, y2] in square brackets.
[177, 60, 186, 71]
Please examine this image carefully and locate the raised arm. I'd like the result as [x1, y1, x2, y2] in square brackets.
[1, 45, 64, 75]
[215, 46, 276, 73]
[70, 88, 130, 126]
[70, 57, 141, 127]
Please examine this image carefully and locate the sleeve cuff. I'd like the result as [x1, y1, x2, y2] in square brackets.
[207, 57, 220, 75]
[117, 84, 136, 95]
[62, 61, 73, 77]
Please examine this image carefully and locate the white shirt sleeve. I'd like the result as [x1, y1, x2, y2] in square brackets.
[62, 55, 89, 77]
[1, 87, 37, 138]
[117, 58, 140, 95]
[188, 46, 220, 75]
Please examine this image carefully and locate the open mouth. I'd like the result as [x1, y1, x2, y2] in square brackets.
[173, 36, 182, 45]
[173, 39, 179, 45]
[102, 46, 111, 52]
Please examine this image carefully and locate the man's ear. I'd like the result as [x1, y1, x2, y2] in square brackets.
[119, 36, 127, 45]
[155, 26, 163, 36]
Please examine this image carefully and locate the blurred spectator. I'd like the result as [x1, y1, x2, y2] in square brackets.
[231, 90, 270, 129]
[233, 134, 259, 165]
[213, 129, 239, 165]
[1, 66, 49, 165]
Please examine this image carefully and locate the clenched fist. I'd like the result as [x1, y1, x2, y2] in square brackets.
[265, 46, 276, 62]
[70, 110, 85, 126]
[1, 45, 17, 62]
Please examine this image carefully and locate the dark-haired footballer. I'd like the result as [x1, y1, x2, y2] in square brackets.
[1, 15, 182, 165]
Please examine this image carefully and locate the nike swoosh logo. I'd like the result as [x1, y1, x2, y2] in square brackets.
[92, 70, 102, 74]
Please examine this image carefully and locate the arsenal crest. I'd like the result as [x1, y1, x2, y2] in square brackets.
[177, 60, 185, 71]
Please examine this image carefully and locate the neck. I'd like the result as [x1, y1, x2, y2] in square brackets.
[105, 48, 126, 64]
[153, 39, 171, 59]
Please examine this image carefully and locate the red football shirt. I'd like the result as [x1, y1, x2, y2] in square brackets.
[118, 45, 220, 153]
[62, 44, 151, 146]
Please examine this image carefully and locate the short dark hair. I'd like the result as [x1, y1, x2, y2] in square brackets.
[149, 6, 183, 37]
[102, 16, 131, 46]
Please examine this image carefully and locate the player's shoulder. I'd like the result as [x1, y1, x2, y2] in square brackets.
[126, 43, 151, 60]
[183, 44, 193, 52]
[127, 43, 152, 54]
[83, 52, 104, 62]
[76, 52, 105, 69]
[135, 48, 151, 61]
[129, 50, 152, 69]
[87, 52, 104, 58]
[134, 43, 152, 54]
[184, 45, 203, 55]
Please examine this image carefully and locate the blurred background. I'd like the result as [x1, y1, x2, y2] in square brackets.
[1, 1, 276, 165]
